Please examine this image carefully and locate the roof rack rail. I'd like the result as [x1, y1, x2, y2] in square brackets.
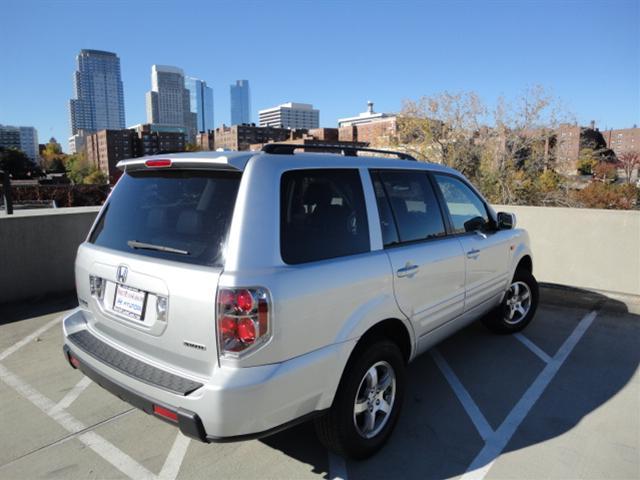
[261, 143, 417, 161]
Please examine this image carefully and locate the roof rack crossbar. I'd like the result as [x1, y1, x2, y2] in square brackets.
[261, 143, 417, 161]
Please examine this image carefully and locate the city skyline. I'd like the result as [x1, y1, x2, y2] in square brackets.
[2, 0, 638, 151]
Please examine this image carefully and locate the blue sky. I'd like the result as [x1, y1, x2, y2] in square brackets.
[1, 0, 638, 150]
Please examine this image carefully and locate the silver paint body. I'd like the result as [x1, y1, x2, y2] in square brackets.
[62, 150, 532, 438]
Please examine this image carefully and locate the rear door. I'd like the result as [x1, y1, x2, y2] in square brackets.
[431, 173, 510, 312]
[371, 170, 466, 337]
[76, 168, 241, 377]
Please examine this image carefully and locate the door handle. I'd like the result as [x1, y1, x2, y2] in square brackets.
[466, 249, 481, 259]
[397, 263, 419, 278]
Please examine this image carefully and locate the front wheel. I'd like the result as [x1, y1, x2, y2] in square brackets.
[483, 267, 539, 334]
[315, 340, 406, 459]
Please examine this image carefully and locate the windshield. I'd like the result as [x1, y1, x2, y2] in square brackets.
[89, 169, 241, 266]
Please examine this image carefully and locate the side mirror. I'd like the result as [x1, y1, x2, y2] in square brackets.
[463, 216, 487, 232]
[497, 212, 516, 230]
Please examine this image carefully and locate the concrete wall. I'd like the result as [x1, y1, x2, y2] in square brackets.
[0, 205, 638, 304]
[494, 205, 640, 296]
[0, 207, 100, 304]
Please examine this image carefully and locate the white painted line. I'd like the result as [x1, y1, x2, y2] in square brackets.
[461, 310, 597, 480]
[328, 451, 348, 480]
[431, 348, 493, 441]
[51, 376, 92, 414]
[0, 363, 155, 479]
[158, 432, 191, 480]
[0, 315, 62, 362]
[514, 333, 552, 363]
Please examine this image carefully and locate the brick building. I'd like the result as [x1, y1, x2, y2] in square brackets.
[213, 124, 297, 151]
[85, 124, 186, 182]
[601, 127, 640, 156]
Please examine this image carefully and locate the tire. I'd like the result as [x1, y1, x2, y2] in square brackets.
[483, 267, 539, 334]
[315, 339, 406, 460]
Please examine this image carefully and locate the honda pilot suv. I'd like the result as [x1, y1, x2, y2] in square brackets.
[62, 144, 538, 459]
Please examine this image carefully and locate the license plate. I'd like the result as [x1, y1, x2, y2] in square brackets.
[113, 284, 147, 321]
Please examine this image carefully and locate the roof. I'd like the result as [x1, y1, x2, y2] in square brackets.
[116, 150, 461, 176]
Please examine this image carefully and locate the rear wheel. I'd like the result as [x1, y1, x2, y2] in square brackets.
[315, 339, 405, 459]
[483, 267, 539, 333]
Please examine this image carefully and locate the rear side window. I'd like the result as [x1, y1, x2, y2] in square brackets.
[280, 169, 370, 264]
[375, 170, 446, 244]
[89, 170, 241, 266]
[433, 174, 489, 234]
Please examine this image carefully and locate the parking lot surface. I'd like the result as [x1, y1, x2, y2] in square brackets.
[0, 287, 638, 480]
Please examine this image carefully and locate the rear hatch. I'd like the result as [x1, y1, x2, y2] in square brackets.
[76, 167, 242, 379]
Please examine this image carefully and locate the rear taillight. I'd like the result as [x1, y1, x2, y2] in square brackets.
[217, 288, 271, 357]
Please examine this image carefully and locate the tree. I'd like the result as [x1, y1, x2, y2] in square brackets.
[0, 147, 40, 178]
[577, 148, 598, 175]
[83, 168, 108, 185]
[65, 153, 91, 184]
[618, 151, 640, 184]
[575, 183, 638, 209]
[593, 162, 617, 183]
[396, 91, 485, 179]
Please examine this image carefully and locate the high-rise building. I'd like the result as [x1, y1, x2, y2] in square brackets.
[259, 102, 320, 129]
[146, 65, 196, 139]
[185, 77, 214, 133]
[68, 50, 126, 152]
[0, 125, 39, 161]
[230, 80, 251, 125]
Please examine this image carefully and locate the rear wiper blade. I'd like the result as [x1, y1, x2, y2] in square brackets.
[127, 240, 189, 255]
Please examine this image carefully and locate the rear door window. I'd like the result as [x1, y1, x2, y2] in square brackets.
[374, 170, 446, 244]
[280, 169, 370, 264]
[89, 170, 241, 266]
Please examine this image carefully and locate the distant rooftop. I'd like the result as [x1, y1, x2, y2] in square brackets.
[338, 101, 393, 127]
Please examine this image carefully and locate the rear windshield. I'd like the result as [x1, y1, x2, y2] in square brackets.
[89, 170, 241, 266]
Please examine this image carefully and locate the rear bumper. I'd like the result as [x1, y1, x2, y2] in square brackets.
[62, 308, 354, 441]
[63, 343, 208, 441]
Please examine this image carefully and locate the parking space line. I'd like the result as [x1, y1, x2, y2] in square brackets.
[328, 451, 348, 480]
[0, 315, 62, 362]
[514, 333, 552, 363]
[51, 376, 92, 414]
[461, 310, 597, 480]
[431, 349, 493, 441]
[0, 363, 155, 479]
[158, 432, 191, 480]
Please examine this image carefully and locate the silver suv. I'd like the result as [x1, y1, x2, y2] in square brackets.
[62, 145, 538, 459]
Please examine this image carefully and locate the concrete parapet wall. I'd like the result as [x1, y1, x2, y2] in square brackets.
[0, 205, 638, 304]
[494, 205, 640, 296]
[0, 207, 100, 304]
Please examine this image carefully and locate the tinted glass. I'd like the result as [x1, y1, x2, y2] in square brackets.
[89, 170, 240, 266]
[371, 173, 400, 246]
[280, 169, 370, 264]
[378, 171, 446, 243]
[434, 174, 489, 233]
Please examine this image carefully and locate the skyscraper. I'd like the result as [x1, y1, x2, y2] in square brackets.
[69, 50, 125, 149]
[146, 65, 196, 138]
[185, 77, 214, 133]
[230, 80, 251, 125]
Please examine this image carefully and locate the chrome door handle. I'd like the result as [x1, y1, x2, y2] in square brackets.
[397, 264, 419, 278]
[466, 249, 481, 259]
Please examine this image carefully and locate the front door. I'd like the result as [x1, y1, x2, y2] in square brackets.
[370, 170, 466, 337]
[432, 174, 510, 311]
